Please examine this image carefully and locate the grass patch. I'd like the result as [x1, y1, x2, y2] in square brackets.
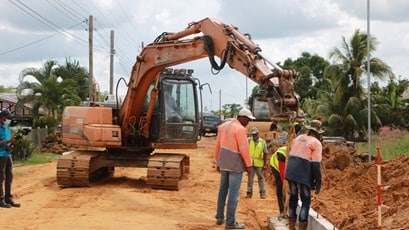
[15, 152, 60, 166]
[355, 130, 409, 160]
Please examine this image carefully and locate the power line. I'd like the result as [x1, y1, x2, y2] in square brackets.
[9, 0, 56, 31]
[86, 0, 140, 67]
[71, 0, 90, 18]
[46, 0, 80, 24]
[11, 0, 107, 51]
[13, 0, 88, 44]
[54, 0, 85, 21]
[0, 21, 85, 56]
[115, 0, 144, 42]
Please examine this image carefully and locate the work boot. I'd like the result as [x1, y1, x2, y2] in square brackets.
[0, 199, 11, 208]
[298, 221, 308, 230]
[288, 218, 296, 230]
[5, 197, 21, 208]
[245, 192, 252, 198]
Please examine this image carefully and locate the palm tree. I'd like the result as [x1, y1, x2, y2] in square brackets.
[16, 60, 82, 127]
[54, 58, 89, 101]
[328, 29, 392, 99]
[371, 78, 409, 127]
[320, 30, 392, 139]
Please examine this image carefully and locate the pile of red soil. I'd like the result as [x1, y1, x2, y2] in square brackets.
[313, 155, 409, 229]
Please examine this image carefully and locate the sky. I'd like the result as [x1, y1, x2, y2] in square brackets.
[1, 0, 408, 112]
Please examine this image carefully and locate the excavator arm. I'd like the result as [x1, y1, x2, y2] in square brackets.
[119, 17, 300, 142]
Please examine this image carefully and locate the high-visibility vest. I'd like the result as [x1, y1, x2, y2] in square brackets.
[214, 119, 252, 172]
[249, 138, 265, 167]
[270, 146, 287, 172]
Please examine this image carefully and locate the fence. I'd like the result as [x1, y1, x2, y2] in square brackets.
[28, 128, 48, 148]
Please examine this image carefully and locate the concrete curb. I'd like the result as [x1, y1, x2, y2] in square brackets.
[268, 203, 338, 230]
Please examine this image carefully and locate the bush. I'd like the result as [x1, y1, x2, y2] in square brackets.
[11, 137, 36, 161]
[33, 116, 58, 130]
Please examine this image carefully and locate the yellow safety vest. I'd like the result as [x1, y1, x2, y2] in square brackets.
[249, 138, 265, 167]
[270, 146, 287, 171]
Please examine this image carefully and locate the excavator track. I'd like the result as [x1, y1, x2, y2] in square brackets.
[56, 151, 106, 187]
[146, 153, 190, 190]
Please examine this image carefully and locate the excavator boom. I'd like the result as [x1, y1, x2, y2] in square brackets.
[119, 17, 300, 141]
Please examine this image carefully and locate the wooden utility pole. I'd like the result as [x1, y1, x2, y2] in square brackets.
[88, 15, 94, 102]
[109, 30, 115, 95]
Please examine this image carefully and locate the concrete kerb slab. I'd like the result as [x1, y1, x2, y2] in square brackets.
[268, 201, 338, 230]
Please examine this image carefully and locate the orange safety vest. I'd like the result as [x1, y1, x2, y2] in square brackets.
[214, 119, 252, 172]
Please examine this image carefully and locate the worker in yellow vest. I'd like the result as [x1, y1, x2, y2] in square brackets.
[270, 145, 287, 217]
[245, 127, 268, 199]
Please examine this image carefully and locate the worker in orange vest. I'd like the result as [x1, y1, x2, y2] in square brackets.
[214, 108, 254, 229]
[285, 120, 324, 230]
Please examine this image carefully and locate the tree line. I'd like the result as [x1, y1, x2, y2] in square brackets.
[282, 30, 408, 140]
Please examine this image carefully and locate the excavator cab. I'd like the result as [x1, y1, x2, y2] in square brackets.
[146, 69, 199, 148]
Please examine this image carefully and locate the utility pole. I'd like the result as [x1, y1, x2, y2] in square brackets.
[109, 30, 115, 95]
[88, 15, 94, 102]
[245, 77, 248, 108]
[219, 89, 222, 119]
[367, 0, 371, 161]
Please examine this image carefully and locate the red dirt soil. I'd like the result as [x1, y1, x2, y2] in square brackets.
[4, 122, 409, 229]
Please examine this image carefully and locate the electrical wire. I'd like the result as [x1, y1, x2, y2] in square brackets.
[0, 21, 85, 56]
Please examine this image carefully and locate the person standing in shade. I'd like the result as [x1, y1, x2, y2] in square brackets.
[0, 109, 21, 208]
[285, 120, 324, 230]
[214, 108, 255, 229]
[245, 127, 268, 199]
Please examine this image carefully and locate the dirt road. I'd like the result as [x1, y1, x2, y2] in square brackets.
[5, 135, 278, 230]
[5, 124, 409, 229]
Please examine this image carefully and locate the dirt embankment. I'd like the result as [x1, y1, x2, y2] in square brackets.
[314, 155, 409, 229]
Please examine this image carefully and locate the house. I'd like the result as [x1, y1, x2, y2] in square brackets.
[0, 93, 46, 117]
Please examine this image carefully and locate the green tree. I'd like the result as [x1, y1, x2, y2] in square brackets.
[16, 60, 82, 128]
[54, 58, 89, 101]
[0, 85, 15, 93]
[320, 29, 393, 139]
[371, 77, 409, 127]
[221, 103, 242, 118]
[283, 52, 330, 103]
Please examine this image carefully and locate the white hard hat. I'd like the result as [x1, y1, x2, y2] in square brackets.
[238, 108, 256, 120]
[249, 127, 259, 134]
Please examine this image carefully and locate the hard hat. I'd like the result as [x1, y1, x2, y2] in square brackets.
[249, 127, 259, 135]
[238, 108, 256, 120]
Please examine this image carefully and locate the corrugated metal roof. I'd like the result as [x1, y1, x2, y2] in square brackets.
[0, 93, 18, 103]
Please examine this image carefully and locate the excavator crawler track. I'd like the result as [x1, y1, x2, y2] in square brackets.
[56, 151, 104, 187]
[146, 153, 190, 190]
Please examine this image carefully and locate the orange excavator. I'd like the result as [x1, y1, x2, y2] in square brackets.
[57, 17, 303, 190]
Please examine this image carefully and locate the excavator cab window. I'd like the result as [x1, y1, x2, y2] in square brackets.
[158, 75, 198, 143]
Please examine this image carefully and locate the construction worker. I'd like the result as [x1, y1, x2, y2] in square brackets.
[245, 127, 267, 199]
[269, 144, 287, 217]
[285, 120, 324, 230]
[214, 108, 254, 229]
